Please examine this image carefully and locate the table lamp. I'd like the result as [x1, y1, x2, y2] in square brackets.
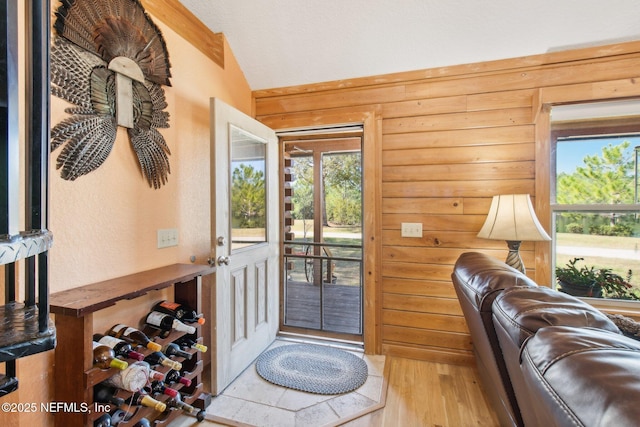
[477, 194, 551, 273]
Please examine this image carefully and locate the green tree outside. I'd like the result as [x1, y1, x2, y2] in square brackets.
[290, 153, 362, 228]
[556, 140, 636, 236]
[323, 153, 362, 226]
[557, 140, 633, 204]
[231, 163, 266, 228]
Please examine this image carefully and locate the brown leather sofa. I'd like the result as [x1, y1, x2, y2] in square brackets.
[452, 252, 640, 427]
[451, 251, 537, 426]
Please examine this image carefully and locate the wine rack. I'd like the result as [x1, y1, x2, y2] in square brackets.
[50, 263, 214, 427]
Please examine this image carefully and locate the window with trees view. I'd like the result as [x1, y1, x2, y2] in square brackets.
[230, 126, 267, 249]
[552, 117, 640, 301]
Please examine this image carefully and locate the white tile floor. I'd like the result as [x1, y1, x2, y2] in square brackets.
[204, 340, 387, 427]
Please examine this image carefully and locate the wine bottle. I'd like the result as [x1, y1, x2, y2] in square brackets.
[93, 384, 125, 407]
[165, 394, 198, 415]
[103, 361, 152, 392]
[93, 342, 128, 370]
[147, 380, 178, 398]
[125, 391, 167, 412]
[93, 413, 111, 427]
[94, 334, 145, 361]
[107, 324, 162, 352]
[165, 369, 192, 387]
[109, 409, 132, 425]
[144, 351, 182, 371]
[162, 342, 192, 360]
[149, 369, 165, 381]
[133, 419, 151, 427]
[152, 300, 206, 325]
[175, 336, 208, 353]
[145, 311, 196, 334]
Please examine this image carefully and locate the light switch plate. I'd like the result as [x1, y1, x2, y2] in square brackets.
[157, 228, 179, 248]
[401, 222, 422, 237]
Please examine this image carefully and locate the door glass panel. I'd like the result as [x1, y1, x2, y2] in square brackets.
[283, 137, 363, 336]
[321, 152, 362, 334]
[230, 125, 267, 251]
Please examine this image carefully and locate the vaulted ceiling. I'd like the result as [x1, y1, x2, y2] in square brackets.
[179, 0, 640, 90]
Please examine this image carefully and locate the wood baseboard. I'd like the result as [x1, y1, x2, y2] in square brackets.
[382, 343, 474, 365]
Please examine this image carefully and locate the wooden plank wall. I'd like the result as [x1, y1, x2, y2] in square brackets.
[253, 41, 640, 363]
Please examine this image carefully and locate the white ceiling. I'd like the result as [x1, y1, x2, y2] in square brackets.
[179, 0, 640, 91]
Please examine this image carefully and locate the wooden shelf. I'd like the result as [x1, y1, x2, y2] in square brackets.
[50, 264, 214, 317]
[51, 263, 214, 427]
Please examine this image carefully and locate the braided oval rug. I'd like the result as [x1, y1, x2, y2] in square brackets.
[255, 343, 368, 395]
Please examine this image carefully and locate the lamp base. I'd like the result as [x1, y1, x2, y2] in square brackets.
[504, 240, 525, 274]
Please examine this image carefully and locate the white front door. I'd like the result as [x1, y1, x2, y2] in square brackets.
[210, 98, 279, 394]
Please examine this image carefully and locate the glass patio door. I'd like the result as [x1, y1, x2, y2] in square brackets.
[281, 134, 363, 340]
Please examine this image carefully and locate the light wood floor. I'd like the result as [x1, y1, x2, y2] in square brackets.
[170, 356, 499, 427]
[343, 357, 499, 427]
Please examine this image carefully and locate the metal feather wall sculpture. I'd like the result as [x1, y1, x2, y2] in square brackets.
[50, 0, 172, 189]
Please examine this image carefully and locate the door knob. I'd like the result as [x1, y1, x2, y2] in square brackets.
[217, 256, 230, 266]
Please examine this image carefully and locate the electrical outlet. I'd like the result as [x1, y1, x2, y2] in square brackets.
[401, 222, 423, 238]
[157, 228, 179, 248]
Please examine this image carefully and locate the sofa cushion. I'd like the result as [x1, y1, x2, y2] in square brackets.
[521, 326, 640, 427]
[492, 286, 621, 426]
[493, 286, 619, 349]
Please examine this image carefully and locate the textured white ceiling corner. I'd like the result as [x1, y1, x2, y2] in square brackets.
[179, 0, 640, 91]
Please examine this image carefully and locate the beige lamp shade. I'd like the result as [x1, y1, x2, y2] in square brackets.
[477, 194, 551, 242]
